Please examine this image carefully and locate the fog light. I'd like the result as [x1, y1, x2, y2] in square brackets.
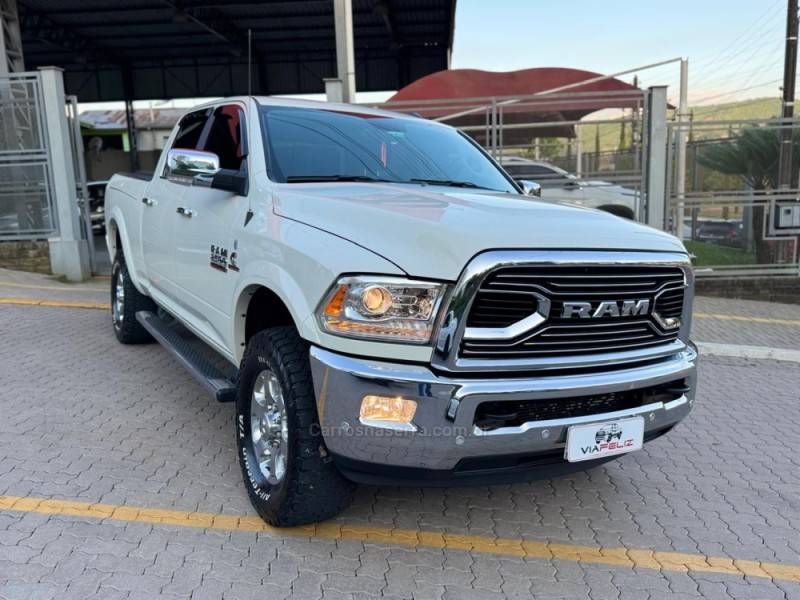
[359, 395, 417, 431]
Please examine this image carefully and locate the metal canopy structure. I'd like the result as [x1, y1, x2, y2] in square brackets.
[17, 0, 456, 102]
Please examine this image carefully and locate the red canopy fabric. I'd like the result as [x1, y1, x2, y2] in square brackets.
[388, 67, 641, 103]
[384, 67, 645, 143]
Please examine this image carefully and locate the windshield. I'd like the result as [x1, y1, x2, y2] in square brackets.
[259, 105, 517, 193]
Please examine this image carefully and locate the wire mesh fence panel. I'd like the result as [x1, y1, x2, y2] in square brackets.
[666, 118, 800, 277]
[0, 76, 46, 155]
[0, 161, 54, 237]
[0, 72, 56, 240]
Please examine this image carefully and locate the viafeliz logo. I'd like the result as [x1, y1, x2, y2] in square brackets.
[595, 424, 622, 444]
[581, 423, 634, 456]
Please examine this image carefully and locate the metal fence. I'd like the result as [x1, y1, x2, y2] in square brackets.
[0, 71, 57, 239]
[666, 117, 800, 278]
[67, 94, 96, 272]
[377, 91, 800, 279]
[375, 89, 649, 221]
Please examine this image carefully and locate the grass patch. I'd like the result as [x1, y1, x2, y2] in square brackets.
[684, 240, 756, 266]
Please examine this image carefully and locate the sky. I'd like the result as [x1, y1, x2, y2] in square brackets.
[84, 0, 790, 112]
[452, 0, 789, 107]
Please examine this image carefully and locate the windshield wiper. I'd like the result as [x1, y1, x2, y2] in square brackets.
[285, 174, 502, 192]
[408, 178, 492, 190]
[285, 175, 393, 183]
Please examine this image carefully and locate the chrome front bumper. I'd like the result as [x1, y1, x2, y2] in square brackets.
[309, 345, 697, 477]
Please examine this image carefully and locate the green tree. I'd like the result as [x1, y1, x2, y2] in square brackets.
[697, 126, 800, 263]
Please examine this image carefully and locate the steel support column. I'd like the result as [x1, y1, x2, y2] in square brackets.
[644, 86, 668, 230]
[124, 98, 140, 172]
[674, 58, 689, 239]
[122, 68, 139, 172]
[675, 58, 689, 200]
[40, 66, 90, 281]
[0, 0, 23, 76]
[778, 0, 798, 189]
[333, 0, 356, 103]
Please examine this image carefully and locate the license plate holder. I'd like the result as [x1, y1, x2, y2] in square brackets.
[565, 416, 645, 463]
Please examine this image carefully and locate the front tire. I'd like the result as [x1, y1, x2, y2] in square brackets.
[235, 327, 355, 526]
[111, 253, 156, 344]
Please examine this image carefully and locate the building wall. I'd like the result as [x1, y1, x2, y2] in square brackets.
[0, 241, 52, 274]
[81, 125, 172, 180]
[135, 128, 173, 152]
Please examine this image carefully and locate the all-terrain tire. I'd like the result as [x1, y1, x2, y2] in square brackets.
[111, 252, 156, 344]
[235, 327, 355, 526]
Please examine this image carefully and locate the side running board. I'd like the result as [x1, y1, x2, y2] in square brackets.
[136, 311, 237, 403]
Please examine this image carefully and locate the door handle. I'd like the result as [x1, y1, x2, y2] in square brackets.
[142, 197, 155, 206]
[176, 206, 195, 218]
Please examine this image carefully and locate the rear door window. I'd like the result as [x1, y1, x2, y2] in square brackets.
[171, 109, 210, 150]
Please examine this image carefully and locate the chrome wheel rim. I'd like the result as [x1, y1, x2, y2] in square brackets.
[250, 369, 288, 485]
[112, 268, 125, 329]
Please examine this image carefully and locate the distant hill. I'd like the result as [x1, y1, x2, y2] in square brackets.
[690, 97, 781, 121]
[580, 97, 785, 153]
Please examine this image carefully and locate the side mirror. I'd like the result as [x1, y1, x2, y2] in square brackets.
[518, 180, 542, 197]
[166, 148, 220, 178]
[563, 179, 582, 190]
[166, 149, 248, 195]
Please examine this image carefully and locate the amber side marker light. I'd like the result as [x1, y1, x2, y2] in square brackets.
[359, 395, 418, 431]
[324, 285, 348, 316]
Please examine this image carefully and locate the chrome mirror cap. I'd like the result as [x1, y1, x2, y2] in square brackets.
[518, 180, 542, 197]
[166, 148, 220, 178]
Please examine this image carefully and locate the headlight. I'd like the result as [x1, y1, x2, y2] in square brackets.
[317, 276, 447, 344]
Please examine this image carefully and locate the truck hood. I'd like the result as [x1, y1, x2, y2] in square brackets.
[272, 182, 686, 280]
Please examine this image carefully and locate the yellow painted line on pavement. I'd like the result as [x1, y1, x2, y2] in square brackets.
[0, 298, 109, 310]
[0, 280, 108, 292]
[1, 495, 798, 583]
[695, 312, 800, 326]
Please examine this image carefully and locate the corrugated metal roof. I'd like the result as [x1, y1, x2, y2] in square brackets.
[18, 0, 456, 101]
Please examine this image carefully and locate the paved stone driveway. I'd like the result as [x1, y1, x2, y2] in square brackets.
[0, 275, 799, 599]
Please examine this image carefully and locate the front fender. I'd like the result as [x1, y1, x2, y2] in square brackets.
[230, 216, 435, 365]
[107, 203, 149, 296]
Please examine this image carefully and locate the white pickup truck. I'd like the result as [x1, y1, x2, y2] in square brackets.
[500, 157, 639, 219]
[105, 97, 697, 526]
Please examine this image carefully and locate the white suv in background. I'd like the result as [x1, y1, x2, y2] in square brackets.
[501, 157, 638, 219]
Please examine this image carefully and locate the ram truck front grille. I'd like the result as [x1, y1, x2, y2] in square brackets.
[461, 265, 686, 360]
[474, 379, 688, 431]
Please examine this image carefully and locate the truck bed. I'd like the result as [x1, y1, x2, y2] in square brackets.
[119, 171, 154, 181]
